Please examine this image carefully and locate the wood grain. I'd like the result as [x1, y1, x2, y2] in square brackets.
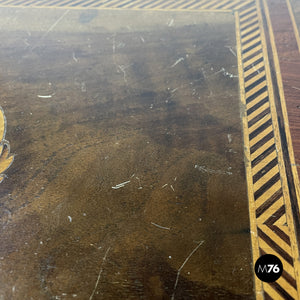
[267, 0, 300, 178]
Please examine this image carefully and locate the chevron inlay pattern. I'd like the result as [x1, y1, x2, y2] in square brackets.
[236, 2, 300, 299]
[0, 0, 299, 299]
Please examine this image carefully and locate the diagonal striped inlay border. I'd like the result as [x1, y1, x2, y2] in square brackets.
[236, 1, 300, 299]
[0, 0, 299, 299]
[0, 0, 254, 10]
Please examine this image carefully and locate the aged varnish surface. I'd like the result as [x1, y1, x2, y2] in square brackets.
[0, 8, 254, 300]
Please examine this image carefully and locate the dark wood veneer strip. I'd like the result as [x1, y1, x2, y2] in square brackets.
[253, 157, 278, 183]
[249, 118, 272, 140]
[256, 188, 282, 217]
[248, 107, 270, 128]
[254, 172, 280, 200]
[258, 227, 293, 266]
[263, 206, 285, 226]
[250, 131, 274, 154]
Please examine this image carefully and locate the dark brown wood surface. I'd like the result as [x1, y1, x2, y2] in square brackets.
[267, 0, 300, 178]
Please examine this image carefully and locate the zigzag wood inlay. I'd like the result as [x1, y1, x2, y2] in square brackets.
[258, 228, 294, 266]
[242, 42, 262, 56]
[247, 95, 268, 115]
[241, 25, 260, 39]
[180, 0, 198, 9]
[250, 131, 274, 154]
[145, 0, 164, 8]
[240, 6, 256, 18]
[245, 68, 265, 85]
[269, 281, 294, 300]
[237, 1, 256, 11]
[248, 107, 270, 127]
[245, 75, 266, 92]
[260, 251, 297, 297]
[0, 0, 255, 10]
[268, 225, 291, 247]
[243, 34, 261, 49]
[263, 291, 272, 300]
[246, 85, 267, 103]
[207, 0, 227, 9]
[249, 118, 272, 140]
[244, 56, 264, 72]
[253, 157, 278, 183]
[256, 188, 283, 217]
[242, 49, 262, 64]
[263, 205, 286, 226]
[164, 0, 188, 9]
[240, 13, 257, 25]
[251, 143, 276, 167]
[61, 0, 76, 6]
[240, 20, 259, 32]
[214, 0, 231, 9]
[254, 172, 281, 200]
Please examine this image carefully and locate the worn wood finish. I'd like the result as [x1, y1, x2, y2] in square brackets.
[1, 1, 300, 299]
[266, 0, 300, 179]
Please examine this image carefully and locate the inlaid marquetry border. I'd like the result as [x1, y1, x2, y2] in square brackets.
[0, 0, 253, 11]
[0, 106, 14, 183]
[236, 1, 300, 298]
[0, 0, 300, 299]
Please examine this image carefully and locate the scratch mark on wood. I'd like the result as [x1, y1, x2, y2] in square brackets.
[89, 246, 111, 300]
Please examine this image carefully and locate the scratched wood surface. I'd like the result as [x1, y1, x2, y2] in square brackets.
[1, 1, 300, 299]
[0, 8, 254, 299]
